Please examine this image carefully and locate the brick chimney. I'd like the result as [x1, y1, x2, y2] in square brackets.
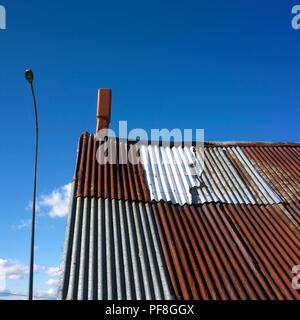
[96, 89, 112, 133]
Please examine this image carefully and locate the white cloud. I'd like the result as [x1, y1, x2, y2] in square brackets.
[44, 288, 57, 297]
[0, 289, 27, 300]
[28, 183, 72, 218]
[0, 258, 60, 300]
[0, 259, 28, 280]
[47, 266, 61, 277]
[26, 201, 40, 213]
[34, 265, 47, 273]
[15, 219, 31, 230]
[46, 278, 59, 286]
[0, 259, 57, 280]
[0, 288, 56, 300]
[34, 288, 57, 300]
[45, 270, 61, 300]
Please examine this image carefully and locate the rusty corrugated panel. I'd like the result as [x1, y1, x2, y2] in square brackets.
[59, 184, 174, 300]
[244, 146, 300, 203]
[66, 132, 300, 301]
[73, 133, 298, 205]
[152, 202, 300, 300]
[74, 133, 151, 202]
[284, 202, 300, 226]
[205, 142, 300, 147]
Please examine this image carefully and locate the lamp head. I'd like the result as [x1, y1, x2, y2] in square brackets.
[25, 69, 34, 84]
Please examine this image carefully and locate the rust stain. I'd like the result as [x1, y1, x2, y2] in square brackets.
[74, 133, 300, 205]
[244, 147, 300, 203]
[74, 133, 151, 202]
[152, 202, 300, 300]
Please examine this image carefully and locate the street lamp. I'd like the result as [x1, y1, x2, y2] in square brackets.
[25, 69, 39, 300]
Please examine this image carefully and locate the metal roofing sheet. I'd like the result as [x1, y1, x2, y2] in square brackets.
[61, 133, 300, 301]
[75, 133, 151, 202]
[60, 183, 300, 300]
[243, 146, 300, 203]
[73, 133, 300, 205]
[152, 201, 300, 300]
[140, 144, 282, 205]
[285, 202, 300, 226]
[59, 182, 174, 300]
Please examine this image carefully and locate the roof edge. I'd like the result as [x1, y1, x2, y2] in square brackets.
[78, 132, 300, 147]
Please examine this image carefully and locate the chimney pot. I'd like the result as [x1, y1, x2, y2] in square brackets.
[96, 88, 112, 133]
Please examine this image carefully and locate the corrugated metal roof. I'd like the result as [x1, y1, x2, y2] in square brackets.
[74, 133, 300, 205]
[152, 201, 300, 300]
[140, 144, 282, 205]
[243, 146, 300, 203]
[59, 182, 174, 300]
[285, 202, 300, 226]
[75, 134, 150, 202]
[60, 184, 300, 300]
[60, 132, 300, 300]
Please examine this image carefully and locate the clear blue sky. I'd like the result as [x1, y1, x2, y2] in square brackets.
[0, 0, 299, 298]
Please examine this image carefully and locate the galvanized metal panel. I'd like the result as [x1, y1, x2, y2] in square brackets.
[140, 144, 282, 205]
[152, 202, 300, 300]
[58, 181, 77, 300]
[59, 185, 174, 300]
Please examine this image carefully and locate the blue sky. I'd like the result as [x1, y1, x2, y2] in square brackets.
[0, 0, 299, 299]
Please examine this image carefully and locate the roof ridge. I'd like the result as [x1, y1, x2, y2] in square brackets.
[78, 132, 300, 147]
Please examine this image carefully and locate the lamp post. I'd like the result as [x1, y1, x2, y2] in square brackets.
[25, 69, 39, 300]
